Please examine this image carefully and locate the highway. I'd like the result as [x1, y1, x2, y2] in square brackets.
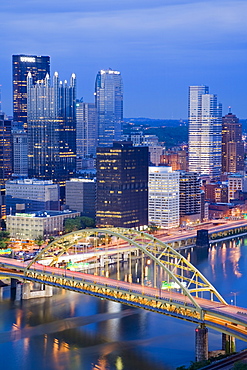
[2, 256, 247, 341]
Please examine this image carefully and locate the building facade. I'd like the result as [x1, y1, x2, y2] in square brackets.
[13, 54, 50, 128]
[96, 142, 148, 228]
[188, 86, 222, 178]
[27, 72, 76, 182]
[76, 100, 97, 160]
[95, 69, 123, 147]
[12, 129, 28, 177]
[222, 111, 244, 173]
[66, 178, 96, 219]
[179, 171, 201, 223]
[5, 179, 60, 215]
[148, 166, 180, 229]
[0, 114, 12, 187]
[6, 210, 80, 240]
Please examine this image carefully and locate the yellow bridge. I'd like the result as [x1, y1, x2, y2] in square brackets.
[1, 227, 247, 357]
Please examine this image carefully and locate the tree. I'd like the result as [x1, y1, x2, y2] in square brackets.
[0, 231, 10, 249]
[35, 235, 44, 247]
[64, 217, 95, 233]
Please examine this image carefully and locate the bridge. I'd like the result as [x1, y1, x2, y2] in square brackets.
[1, 227, 247, 361]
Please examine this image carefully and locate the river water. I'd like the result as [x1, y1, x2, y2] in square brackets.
[1, 236, 247, 370]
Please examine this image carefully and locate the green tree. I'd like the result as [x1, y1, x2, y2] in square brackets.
[35, 235, 44, 247]
[0, 231, 10, 249]
[64, 217, 95, 233]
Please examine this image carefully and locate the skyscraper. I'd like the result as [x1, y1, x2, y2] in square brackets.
[95, 69, 123, 147]
[27, 71, 76, 182]
[0, 113, 12, 187]
[148, 167, 180, 229]
[222, 110, 244, 173]
[76, 100, 97, 158]
[188, 86, 222, 178]
[96, 142, 148, 228]
[12, 54, 50, 128]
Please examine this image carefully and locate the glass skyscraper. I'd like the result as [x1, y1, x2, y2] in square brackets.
[188, 86, 222, 178]
[12, 54, 50, 128]
[76, 100, 97, 158]
[27, 71, 76, 183]
[95, 69, 123, 147]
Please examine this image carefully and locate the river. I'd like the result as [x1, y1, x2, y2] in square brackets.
[0, 235, 247, 370]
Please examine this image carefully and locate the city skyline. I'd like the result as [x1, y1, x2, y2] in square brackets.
[0, 0, 247, 119]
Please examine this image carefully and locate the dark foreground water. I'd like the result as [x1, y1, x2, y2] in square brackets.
[1, 236, 247, 370]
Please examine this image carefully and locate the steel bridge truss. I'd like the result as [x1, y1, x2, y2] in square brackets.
[25, 228, 227, 314]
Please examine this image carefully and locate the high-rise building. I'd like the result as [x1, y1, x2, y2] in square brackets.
[188, 86, 222, 178]
[95, 69, 123, 147]
[12, 129, 28, 177]
[66, 178, 96, 219]
[222, 110, 244, 173]
[12, 54, 50, 128]
[96, 142, 148, 228]
[5, 179, 60, 215]
[148, 167, 180, 229]
[76, 100, 97, 159]
[0, 113, 12, 188]
[179, 172, 201, 223]
[27, 71, 76, 183]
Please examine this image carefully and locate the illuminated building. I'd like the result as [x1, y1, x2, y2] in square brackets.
[27, 71, 76, 183]
[188, 86, 222, 178]
[76, 100, 97, 161]
[179, 172, 201, 223]
[12, 129, 28, 177]
[228, 173, 243, 202]
[95, 69, 123, 146]
[6, 210, 80, 240]
[148, 166, 179, 228]
[0, 113, 12, 187]
[222, 110, 244, 173]
[12, 54, 50, 128]
[96, 142, 148, 228]
[160, 150, 188, 171]
[66, 178, 96, 218]
[5, 179, 60, 215]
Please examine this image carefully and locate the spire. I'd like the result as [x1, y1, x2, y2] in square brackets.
[228, 106, 232, 114]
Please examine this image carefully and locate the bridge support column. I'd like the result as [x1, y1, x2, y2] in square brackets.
[222, 333, 236, 354]
[196, 230, 209, 248]
[22, 282, 53, 300]
[195, 324, 208, 362]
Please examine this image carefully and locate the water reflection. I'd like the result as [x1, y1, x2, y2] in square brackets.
[1, 235, 247, 369]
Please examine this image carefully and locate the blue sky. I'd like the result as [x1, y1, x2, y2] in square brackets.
[1, 0, 247, 118]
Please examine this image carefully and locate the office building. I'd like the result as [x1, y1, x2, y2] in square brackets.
[7, 210, 80, 240]
[66, 178, 96, 219]
[27, 71, 76, 183]
[12, 129, 28, 177]
[76, 100, 97, 161]
[5, 179, 60, 215]
[0, 113, 12, 187]
[179, 172, 201, 224]
[161, 150, 188, 171]
[96, 142, 148, 228]
[13, 54, 50, 128]
[222, 110, 244, 173]
[148, 167, 179, 229]
[188, 86, 222, 178]
[228, 173, 243, 202]
[95, 69, 123, 146]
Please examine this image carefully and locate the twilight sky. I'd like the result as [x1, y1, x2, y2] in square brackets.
[1, 0, 247, 119]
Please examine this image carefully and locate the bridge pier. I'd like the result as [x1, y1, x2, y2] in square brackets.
[222, 333, 236, 354]
[22, 282, 53, 300]
[195, 324, 208, 362]
[196, 230, 209, 248]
